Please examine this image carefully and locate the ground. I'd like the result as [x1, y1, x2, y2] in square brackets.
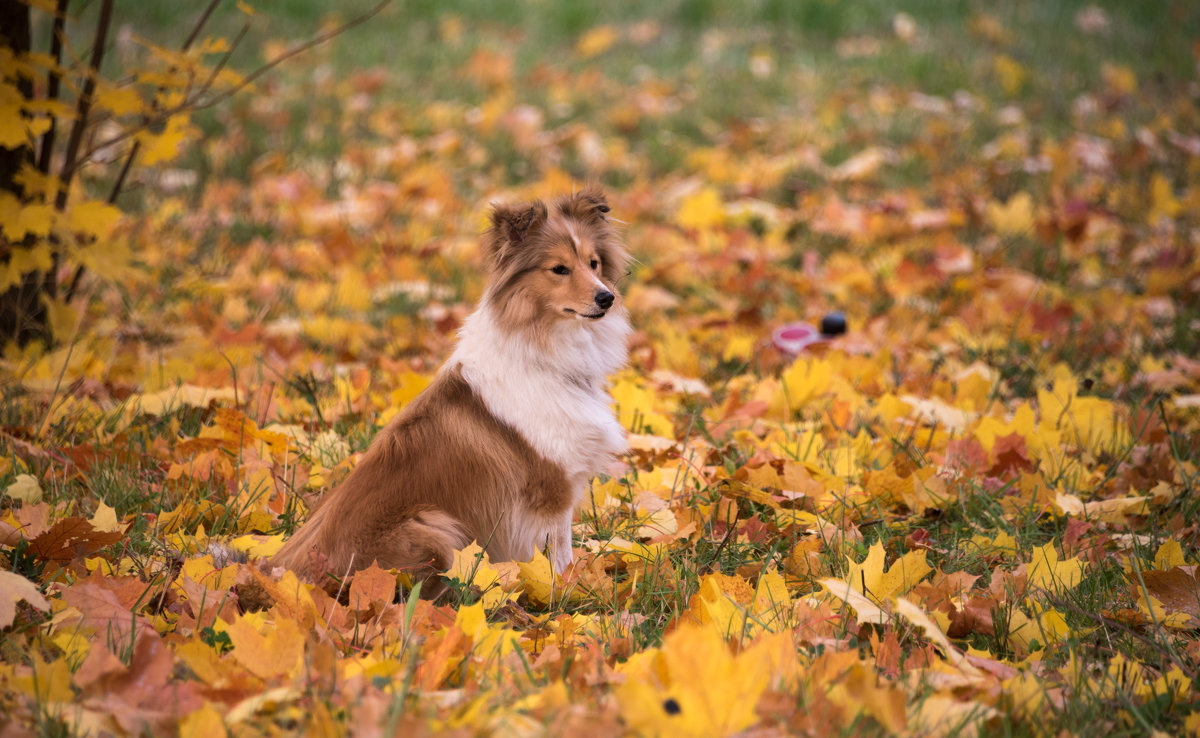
[1, 1, 1199, 736]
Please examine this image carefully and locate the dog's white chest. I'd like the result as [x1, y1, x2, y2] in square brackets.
[450, 307, 630, 482]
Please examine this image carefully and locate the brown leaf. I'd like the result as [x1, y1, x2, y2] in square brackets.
[947, 596, 997, 638]
[1139, 568, 1200, 620]
[28, 516, 126, 562]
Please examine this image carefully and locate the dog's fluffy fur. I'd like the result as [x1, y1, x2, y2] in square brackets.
[271, 187, 630, 587]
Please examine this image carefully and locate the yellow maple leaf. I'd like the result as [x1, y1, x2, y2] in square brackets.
[1027, 542, 1083, 592]
[223, 611, 305, 680]
[517, 548, 558, 607]
[675, 187, 724, 230]
[443, 541, 519, 609]
[773, 357, 834, 416]
[612, 377, 674, 436]
[138, 114, 193, 165]
[693, 571, 792, 638]
[230, 533, 286, 559]
[987, 191, 1033, 235]
[1007, 605, 1069, 654]
[1153, 539, 1187, 570]
[0, 95, 28, 148]
[95, 83, 143, 117]
[66, 199, 122, 237]
[616, 623, 777, 737]
[180, 705, 228, 738]
[14, 653, 72, 703]
[88, 502, 126, 533]
[1038, 364, 1126, 454]
[0, 193, 55, 241]
[844, 541, 932, 604]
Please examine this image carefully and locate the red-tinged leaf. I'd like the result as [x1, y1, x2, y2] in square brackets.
[11, 501, 52, 538]
[72, 571, 156, 610]
[988, 432, 1036, 476]
[944, 437, 989, 476]
[904, 528, 933, 551]
[73, 643, 126, 691]
[28, 516, 126, 562]
[60, 581, 149, 644]
[85, 632, 203, 735]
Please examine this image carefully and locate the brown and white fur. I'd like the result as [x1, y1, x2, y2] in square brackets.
[271, 187, 630, 588]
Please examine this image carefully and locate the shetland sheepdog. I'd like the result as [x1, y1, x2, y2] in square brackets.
[270, 187, 631, 590]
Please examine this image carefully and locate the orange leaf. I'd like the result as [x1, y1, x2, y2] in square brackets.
[348, 561, 398, 612]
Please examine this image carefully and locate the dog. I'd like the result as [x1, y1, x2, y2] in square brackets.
[270, 186, 631, 591]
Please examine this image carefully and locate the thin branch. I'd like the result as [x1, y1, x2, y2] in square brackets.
[196, 18, 251, 99]
[182, 0, 224, 52]
[67, 0, 393, 172]
[45, 0, 110, 309]
[194, 0, 391, 110]
[105, 0, 224, 206]
[36, 0, 70, 175]
[55, 0, 113, 211]
[69, 0, 227, 302]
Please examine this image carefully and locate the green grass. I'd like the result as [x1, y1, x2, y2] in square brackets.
[4, 0, 1199, 734]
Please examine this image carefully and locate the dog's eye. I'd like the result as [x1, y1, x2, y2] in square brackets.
[551, 265, 570, 276]
[590, 259, 599, 270]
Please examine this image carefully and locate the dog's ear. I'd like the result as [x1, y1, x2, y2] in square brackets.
[559, 185, 610, 222]
[486, 200, 548, 258]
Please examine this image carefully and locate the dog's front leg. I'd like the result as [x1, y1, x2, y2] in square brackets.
[549, 508, 575, 574]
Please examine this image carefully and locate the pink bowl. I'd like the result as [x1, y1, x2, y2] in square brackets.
[771, 322, 822, 356]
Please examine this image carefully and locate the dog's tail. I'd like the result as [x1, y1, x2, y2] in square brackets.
[269, 501, 332, 580]
[267, 505, 469, 600]
[378, 509, 472, 583]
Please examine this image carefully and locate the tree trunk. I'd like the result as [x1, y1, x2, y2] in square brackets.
[0, 0, 46, 346]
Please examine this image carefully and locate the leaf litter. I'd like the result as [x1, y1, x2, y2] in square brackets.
[2, 5, 1200, 736]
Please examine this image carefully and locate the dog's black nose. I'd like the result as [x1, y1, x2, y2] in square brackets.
[595, 290, 615, 310]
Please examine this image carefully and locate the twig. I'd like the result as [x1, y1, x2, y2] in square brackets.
[189, 0, 392, 111]
[35, 0, 69, 175]
[67, 0, 227, 303]
[68, 0, 394, 174]
[47, 0, 112, 308]
[55, 0, 113, 213]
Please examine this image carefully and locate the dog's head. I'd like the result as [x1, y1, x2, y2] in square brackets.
[482, 186, 629, 330]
